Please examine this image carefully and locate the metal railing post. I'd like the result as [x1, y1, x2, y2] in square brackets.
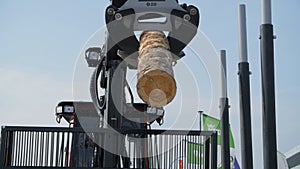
[211, 132, 218, 169]
[204, 137, 210, 169]
[0, 126, 8, 167]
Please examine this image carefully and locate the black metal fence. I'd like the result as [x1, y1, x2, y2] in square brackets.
[0, 126, 217, 169]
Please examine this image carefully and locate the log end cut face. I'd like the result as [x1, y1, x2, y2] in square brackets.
[137, 31, 177, 107]
[137, 70, 176, 107]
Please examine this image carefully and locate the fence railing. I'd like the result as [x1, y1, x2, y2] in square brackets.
[0, 126, 217, 169]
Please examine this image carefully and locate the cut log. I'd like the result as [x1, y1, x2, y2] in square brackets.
[137, 31, 176, 107]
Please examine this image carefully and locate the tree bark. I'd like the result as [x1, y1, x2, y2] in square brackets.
[137, 31, 176, 107]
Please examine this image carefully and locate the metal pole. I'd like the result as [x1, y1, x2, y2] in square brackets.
[204, 137, 210, 169]
[211, 132, 218, 169]
[261, 0, 272, 24]
[219, 50, 230, 169]
[238, 4, 248, 63]
[198, 111, 203, 131]
[260, 0, 278, 168]
[220, 50, 227, 99]
[0, 127, 7, 167]
[238, 4, 254, 169]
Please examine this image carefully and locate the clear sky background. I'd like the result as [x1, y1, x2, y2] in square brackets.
[0, 0, 299, 168]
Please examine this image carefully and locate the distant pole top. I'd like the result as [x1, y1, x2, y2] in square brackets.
[261, 0, 272, 24]
[220, 50, 227, 98]
[238, 4, 248, 63]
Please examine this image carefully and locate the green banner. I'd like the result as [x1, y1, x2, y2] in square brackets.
[187, 142, 201, 164]
[186, 114, 240, 168]
[202, 114, 235, 148]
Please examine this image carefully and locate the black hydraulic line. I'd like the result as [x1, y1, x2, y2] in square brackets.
[90, 57, 106, 113]
[260, 23, 278, 169]
[125, 80, 134, 104]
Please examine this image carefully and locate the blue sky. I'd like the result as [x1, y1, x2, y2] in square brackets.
[0, 0, 300, 168]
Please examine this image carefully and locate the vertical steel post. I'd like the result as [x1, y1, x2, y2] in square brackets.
[7, 131, 13, 166]
[204, 137, 210, 169]
[211, 132, 218, 169]
[0, 127, 7, 167]
[198, 111, 203, 131]
[238, 4, 254, 169]
[260, 0, 278, 168]
[220, 50, 230, 169]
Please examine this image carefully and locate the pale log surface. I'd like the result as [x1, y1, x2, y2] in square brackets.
[137, 31, 176, 107]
